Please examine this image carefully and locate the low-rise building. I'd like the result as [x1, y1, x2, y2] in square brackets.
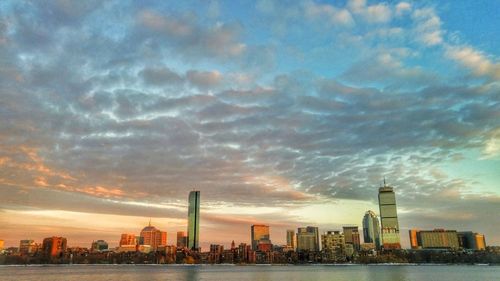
[409, 229, 459, 249]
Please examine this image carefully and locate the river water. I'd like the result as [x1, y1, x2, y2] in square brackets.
[1, 264, 498, 281]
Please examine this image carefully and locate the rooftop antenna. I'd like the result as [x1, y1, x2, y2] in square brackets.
[149, 218, 151, 227]
[383, 177, 386, 187]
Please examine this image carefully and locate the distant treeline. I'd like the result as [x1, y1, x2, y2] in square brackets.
[1, 249, 499, 265]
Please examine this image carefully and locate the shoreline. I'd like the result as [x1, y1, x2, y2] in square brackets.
[0, 263, 498, 267]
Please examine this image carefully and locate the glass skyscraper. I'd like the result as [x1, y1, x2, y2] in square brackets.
[251, 225, 270, 250]
[187, 190, 200, 250]
[378, 182, 401, 249]
[362, 210, 381, 249]
[286, 229, 296, 250]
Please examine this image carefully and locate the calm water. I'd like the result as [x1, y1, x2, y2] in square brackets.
[0, 264, 498, 281]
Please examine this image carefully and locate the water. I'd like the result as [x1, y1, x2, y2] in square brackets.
[0, 264, 498, 281]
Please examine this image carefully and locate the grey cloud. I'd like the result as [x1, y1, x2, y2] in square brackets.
[135, 9, 246, 60]
[186, 70, 223, 90]
[139, 66, 184, 86]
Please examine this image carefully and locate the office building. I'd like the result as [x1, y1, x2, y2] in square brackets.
[286, 229, 296, 250]
[409, 229, 419, 249]
[210, 244, 224, 254]
[91, 240, 109, 252]
[0, 239, 4, 251]
[343, 226, 361, 250]
[362, 210, 381, 249]
[118, 234, 137, 252]
[140, 222, 167, 250]
[409, 229, 459, 249]
[177, 231, 188, 248]
[251, 225, 271, 250]
[119, 234, 137, 247]
[42, 237, 67, 257]
[19, 240, 38, 255]
[458, 231, 486, 250]
[378, 181, 401, 249]
[187, 190, 200, 250]
[296, 226, 320, 251]
[321, 231, 345, 254]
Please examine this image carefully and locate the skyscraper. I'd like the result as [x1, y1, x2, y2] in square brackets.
[362, 210, 381, 249]
[251, 225, 270, 250]
[187, 190, 200, 250]
[378, 180, 401, 249]
[286, 229, 296, 250]
[296, 226, 320, 252]
[140, 221, 167, 250]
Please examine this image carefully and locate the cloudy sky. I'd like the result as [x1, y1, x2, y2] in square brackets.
[0, 0, 499, 249]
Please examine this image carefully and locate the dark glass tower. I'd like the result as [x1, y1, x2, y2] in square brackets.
[362, 210, 381, 249]
[187, 190, 200, 250]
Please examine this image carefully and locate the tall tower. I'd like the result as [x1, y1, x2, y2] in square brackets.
[187, 190, 200, 250]
[251, 225, 270, 250]
[286, 229, 296, 250]
[378, 180, 401, 249]
[362, 210, 381, 249]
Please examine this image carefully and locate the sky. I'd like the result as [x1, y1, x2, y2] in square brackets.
[0, 0, 499, 250]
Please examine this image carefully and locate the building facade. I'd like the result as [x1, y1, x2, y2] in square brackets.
[409, 229, 419, 249]
[187, 190, 200, 250]
[19, 240, 39, 255]
[140, 222, 167, 251]
[91, 240, 109, 252]
[42, 236, 67, 258]
[378, 182, 401, 249]
[251, 225, 271, 250]
[409, 229, 460, 249]
[286, 229, 296, 250]
[458, 231, 486, 250]
[119, 234, 137, 247]
[177, 231, 187, 248]
[362, 210, 381, 249]
[343, 226, 361, 251]
[296, 226, 320, 252]
[321, 231, 345, 255]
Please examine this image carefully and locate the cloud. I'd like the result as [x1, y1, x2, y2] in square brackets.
[445, 45, 500, 80]
[482, 128, 500, 158]
[186, 70, 223, 90]
[348, 0, 392, 23]
[139, 66, 184, 86]
[136, 9, 246, 60]
[341, 51, 436, 86]
[395, 2, 411, 16]
[305, 2, 355, 26]
[412, 8, 443, 46]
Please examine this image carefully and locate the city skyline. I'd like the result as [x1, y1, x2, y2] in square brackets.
[0, 186, 489, 252]
[1, 0, 499, 249]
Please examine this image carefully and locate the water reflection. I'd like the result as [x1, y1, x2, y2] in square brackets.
[0, 264, 498, 281]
